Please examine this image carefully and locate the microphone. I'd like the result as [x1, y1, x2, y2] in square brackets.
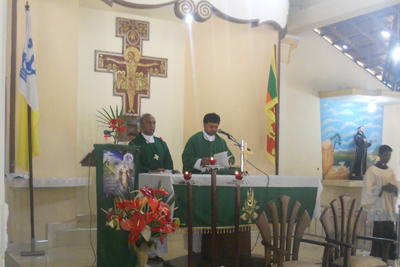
[217, 129, 232, 137]
[218, 129, 251, 151]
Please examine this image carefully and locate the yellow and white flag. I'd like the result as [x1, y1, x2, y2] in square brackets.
[17, 9, 39, 171]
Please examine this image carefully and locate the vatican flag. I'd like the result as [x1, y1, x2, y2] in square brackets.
[17, 9, 40, 171]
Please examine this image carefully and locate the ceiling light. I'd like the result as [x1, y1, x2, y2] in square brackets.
[381, 31, 390, 38]
[393, 46, 400, 61]
[368, 101, 376, 113]
[185, 15, 193, 24]
[342, 45, 348, 49]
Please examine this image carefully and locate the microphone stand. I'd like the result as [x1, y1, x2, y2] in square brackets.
[224, 134, 252, 175]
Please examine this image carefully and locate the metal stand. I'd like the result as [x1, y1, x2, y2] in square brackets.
[211, 168, 217, 267]
[185, 180, 194, 267]
[233, 180, 244, 267]
[20, 107, 44, 257]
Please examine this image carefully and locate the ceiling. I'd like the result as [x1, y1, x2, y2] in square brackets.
[314, 4, 400, 92]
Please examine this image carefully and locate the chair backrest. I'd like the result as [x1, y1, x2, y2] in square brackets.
[256, 195, 311, 266]
[320, 195, 367, 261]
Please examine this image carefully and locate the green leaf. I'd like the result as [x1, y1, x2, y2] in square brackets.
[102, 108, 113, 120]
[110, 105, 115, 118]
[96, 120, 109, 125]
[95, 115, 110, 124]
[116, 106, 119, 118]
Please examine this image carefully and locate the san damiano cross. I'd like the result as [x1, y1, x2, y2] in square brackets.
[95, 18, 168, 117]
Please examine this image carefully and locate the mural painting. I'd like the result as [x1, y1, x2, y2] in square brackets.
[320, 99, 383, 180]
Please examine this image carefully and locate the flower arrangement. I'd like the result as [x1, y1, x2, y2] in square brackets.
[104, 185, 180, 247]
[96, 106, 127, 142]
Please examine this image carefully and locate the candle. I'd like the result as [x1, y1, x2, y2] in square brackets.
[183, 171, 192, 180]
[209, 157, 216, 165]
[234, 171, 243, 180]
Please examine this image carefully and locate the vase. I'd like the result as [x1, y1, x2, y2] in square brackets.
[133, 242, 154, 267]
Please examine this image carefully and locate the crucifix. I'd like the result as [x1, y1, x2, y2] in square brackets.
[95, 18, 168, 117]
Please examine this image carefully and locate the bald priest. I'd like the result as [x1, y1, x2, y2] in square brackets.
[129, 113, 175, 174]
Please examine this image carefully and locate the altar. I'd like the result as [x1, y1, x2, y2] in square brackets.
[139, 173, 323, 223]
[139, 173, 323, 265]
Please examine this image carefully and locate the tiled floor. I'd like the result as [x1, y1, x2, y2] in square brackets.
[5, 233, 397, 267]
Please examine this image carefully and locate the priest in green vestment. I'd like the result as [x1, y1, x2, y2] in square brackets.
[182, 113, 236, 174]
[128, 113, 174, 261]
[129, 113, 174, 174]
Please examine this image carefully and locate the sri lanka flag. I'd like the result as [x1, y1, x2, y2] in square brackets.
[265, 49, 278, 165]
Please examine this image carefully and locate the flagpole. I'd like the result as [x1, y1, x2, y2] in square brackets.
[20, 2, 44, 256]
[9, 0, 18, 173]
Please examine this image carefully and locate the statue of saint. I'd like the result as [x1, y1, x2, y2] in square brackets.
[350, 126, 375, 179]
[107, 47, 158, 114]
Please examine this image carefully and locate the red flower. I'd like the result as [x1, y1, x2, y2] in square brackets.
[128, 231, 140, 243]
[109, 118, 118, 125]
[117, 125, 127, 133]
[106, 210, 114, 221]
[145, 212, 156, 224]
[140, 187, 155, 198]
[154, 189, 168, 196]
[159, 233, 164, 244]
[140, 187, 159, 212]
[104, 186, 179, 246]
[116, 199, 128, 210]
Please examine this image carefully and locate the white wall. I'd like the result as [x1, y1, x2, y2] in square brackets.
[383, 104, 400, 180]
[0, 0, 7, 264]
[77, 7, 185, 171]
[76, 8, 186, 214]
[281, 30, 388, 178]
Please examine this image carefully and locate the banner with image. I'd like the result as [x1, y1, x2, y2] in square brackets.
[94, 144, 140, 267]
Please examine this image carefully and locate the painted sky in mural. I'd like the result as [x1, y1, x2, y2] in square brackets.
[320, 99, 383, 154]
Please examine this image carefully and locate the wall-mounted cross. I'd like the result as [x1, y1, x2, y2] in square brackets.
[95, 18, 168, 117]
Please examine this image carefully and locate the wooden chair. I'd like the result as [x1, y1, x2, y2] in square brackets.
[320, 195, 396, 267]
[255, 195, 333, 267]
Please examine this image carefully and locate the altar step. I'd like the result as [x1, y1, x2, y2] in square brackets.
[48, 214, 97, 248]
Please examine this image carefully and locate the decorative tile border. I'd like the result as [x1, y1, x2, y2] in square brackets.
[9, 177, 91, 188]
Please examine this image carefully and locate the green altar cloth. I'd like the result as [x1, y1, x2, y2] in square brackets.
[138, 174, 323, 232]
[173, 185, 318, 231]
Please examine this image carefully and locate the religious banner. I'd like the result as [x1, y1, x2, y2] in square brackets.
[95, 18, 168, 117]
[94, 144, 140, 267]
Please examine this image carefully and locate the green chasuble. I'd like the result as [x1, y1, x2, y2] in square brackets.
[182, 131, 235, 174]
[129, 133, 173, 173]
